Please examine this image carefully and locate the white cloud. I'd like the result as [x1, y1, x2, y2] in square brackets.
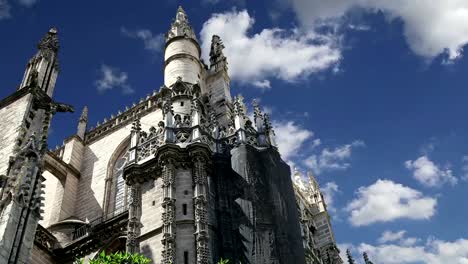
[405, 156, 457, 187]
[121, 27, 164, 53]
[200, 10, 341, 88]
[357, 238, 468, 264]
[289, 0, 468, 62]
[252, 80, 271, 89]
[321, 181, 339, 213]
[304, 140, 364, 174]
[95, 64, 134, 94]
[273, 121, 313, 161]
[0, 0, 10, 20]
[346, 179, 437, 226]
[379, 230, 407, 244]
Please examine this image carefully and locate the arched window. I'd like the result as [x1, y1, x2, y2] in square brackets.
[105, 142, 130, 218]
[113, 148, 129, 213]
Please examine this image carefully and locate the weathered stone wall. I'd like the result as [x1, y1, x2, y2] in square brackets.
[75, 109, 163, 222]
[140, 177, 163, 234]
[62, 138, 84, 171]
[174, 169, 195, 264]
[230, 145, 306, 264]
[30, 244, 55, 264]
[164, 57, 201, 87]
[41, 170, 63, 228]
[140, 233, 163, 264]
[165, 39, 199, 61]
[0, 94, 31, 176]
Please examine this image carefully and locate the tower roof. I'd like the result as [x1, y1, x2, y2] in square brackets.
[166, 5, 197, 43]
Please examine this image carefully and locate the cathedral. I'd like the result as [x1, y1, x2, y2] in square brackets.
[0, 6, 342, 264]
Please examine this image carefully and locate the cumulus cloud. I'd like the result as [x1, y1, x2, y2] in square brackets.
[304, 140, 364, 174]
[289, 0, 468, 62]
[95, 64, 134, 94]
[321, 181, 339, 213]
[378, 230, 407, 244]
[356, 238, 468, 264]
[405, 156, 457, 187]
[0, 0, 10, 19]
[121, 27, 164, 53]
[252, 80, 271, 90]
[346, 179, 437, 226]
[200, 10, 341, 88]
[273, 121, 313, 161]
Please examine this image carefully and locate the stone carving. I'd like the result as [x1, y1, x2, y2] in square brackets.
[166, 6, 197, 42]
[209, 35, 227, 69]
[126, 184, 142, 254]
[37, 27, 59, 62]
[137, 121, 165, 162]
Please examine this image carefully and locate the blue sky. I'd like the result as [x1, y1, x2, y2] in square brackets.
[1, 1, 468, 263]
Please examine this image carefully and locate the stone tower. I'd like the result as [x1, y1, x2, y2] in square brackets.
[122, 6, 306, 264]
[0, 28, 73, 264]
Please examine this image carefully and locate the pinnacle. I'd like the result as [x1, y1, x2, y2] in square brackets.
[48, 27, 58, 34]
[80, 106, 88, 120]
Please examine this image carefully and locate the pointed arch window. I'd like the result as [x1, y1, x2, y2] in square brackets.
[105, 143, 130, 218]
[113, 150, 129, 212]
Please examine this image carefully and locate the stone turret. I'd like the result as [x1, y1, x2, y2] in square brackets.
[19, 27, 60, 97]
[164, 6, 203, 88]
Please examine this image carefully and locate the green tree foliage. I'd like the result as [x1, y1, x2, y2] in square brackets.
[217, 258, 230, 264]
[74, 251, 150, 264]
[346, 249, 356, 264]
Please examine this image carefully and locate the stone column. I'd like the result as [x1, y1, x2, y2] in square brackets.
[192, 157, 209, 264]
[161, 159, 176, 264]
[126, 183, 142, 254]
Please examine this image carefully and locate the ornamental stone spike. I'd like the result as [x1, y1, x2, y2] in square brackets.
[77, 106, 88, 140]
[166, 5, 197, 42]
[20, 27, 60, 95]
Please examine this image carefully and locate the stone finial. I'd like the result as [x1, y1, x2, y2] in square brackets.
[233, 95, 246, 116]
[166, 5, 197, 42]
[131, 117, 141, 132]
[307, 171, 320, 192]
[79, 106, 88, 123]
[252, 99, 262, 119]
[77, 106, 88, 140]
[209, 35, 227, 68]
[38, 27, 59, 53]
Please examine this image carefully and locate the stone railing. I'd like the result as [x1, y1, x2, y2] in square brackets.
[35, 224, 58, 253]
[133, 123, 275, 164]
[85, 93, 162, 144]
[71, 204, 129, 241]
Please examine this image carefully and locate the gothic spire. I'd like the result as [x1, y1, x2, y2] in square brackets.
[19, 27, 60, 95]
[166, 5, 197, 43]
[77, 106, 88, 140]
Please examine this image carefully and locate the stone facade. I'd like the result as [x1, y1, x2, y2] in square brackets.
[293, 170, 343, 264]
[0, 6, 342, 264]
